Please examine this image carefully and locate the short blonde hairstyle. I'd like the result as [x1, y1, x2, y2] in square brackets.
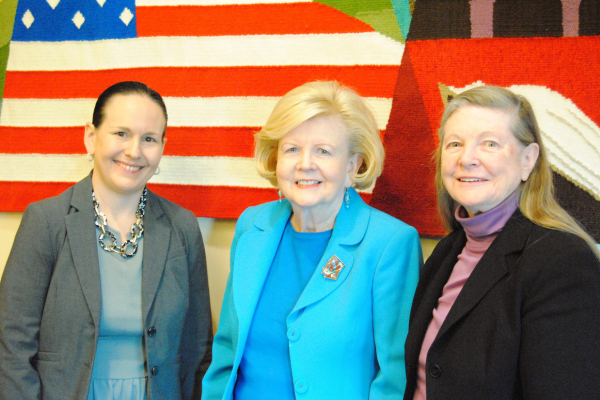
[255, 81, 384, 190]
[435, 85, 599, 257]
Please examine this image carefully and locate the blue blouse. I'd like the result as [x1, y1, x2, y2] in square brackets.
[87, 228, 146, 400]
[234, 220, 332, 399]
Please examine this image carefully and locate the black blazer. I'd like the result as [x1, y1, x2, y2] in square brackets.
[404, 209, 600, 400]
[0, 175, 212, 400]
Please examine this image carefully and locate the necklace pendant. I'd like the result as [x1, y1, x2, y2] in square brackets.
[92, 187, 147, 259]
[99, 231, 117, 252]
[322, 255, 345, 280]
[120, 240, 139, 258]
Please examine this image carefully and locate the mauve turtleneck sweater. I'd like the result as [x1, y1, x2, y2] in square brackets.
[413, 190, 519, 400]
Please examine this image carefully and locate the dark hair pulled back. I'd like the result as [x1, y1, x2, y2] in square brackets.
[92, 81, 168, 136]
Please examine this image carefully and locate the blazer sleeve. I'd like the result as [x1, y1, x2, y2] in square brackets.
[0, 202, 56, 400]
[370, 225, 422, 399]
[201, 208, 248, 400]
[518, 235, 600, 399]
[178, 210, 213, 400]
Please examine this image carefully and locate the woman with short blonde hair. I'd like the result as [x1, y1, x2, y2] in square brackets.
[255, 80, 384, 190]
[203, 81, 421, 400]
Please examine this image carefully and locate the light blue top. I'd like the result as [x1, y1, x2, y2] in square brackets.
[87, 228, 146, 400]
[234, 220, 332, 399]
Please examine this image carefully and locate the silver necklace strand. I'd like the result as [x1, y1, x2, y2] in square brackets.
[92, 188, 147, 259]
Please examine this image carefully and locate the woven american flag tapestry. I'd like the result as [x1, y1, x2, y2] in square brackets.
[1, 0, 600, 240]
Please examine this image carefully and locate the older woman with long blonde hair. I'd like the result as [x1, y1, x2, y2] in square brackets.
[404, 85, 600, 400]
[203, 81, 422, 400]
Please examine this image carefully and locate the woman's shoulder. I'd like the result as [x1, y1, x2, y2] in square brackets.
[236, 200, 288, 230]
[523, 223, 598, 264]
[365, 204, 419, 237]
[147, 190, 199, 230]
[23, 182, 78, 220]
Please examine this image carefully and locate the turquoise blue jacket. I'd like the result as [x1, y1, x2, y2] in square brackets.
[202, 188, 422, 400]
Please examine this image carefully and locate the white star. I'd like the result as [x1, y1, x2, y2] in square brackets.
[46, 0, 60, 10]
[97, 0, 106, 7]
[119, 7, 134, 26]
[72, 11, 85, 29]
[22, 10, 34, 29]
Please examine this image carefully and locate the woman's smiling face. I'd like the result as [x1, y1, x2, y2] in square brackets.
[85, 94, 166, 197]
[441, 105, 539, 216]
[276, 114, 362, 222]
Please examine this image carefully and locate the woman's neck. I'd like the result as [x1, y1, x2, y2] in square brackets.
[290, 202, 342, 233]
[456, 189, 520, 238]
[92, 176, 144, 241]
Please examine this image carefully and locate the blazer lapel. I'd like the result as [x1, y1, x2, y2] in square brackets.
[436, 210, 531, 340]
[288, 188, 367, 319]
[405, 232, 466, 366]
[64, 175, 102, 329]
[232, 202, 292, 356]
[141, 191, 171, 319]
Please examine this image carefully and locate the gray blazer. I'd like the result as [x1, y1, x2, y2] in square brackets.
[0, 174, 212, 400]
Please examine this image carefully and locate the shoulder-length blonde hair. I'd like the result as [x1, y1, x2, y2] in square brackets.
[255, 81, 384, 190]
[435, 85, 599, 257]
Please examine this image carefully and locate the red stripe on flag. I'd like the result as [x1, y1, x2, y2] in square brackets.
[0, 181, 372, 217]
[3, 66, 399, 99]
[1, 126, 386, 156]
[136, 3, 374, 37]
[0, 181, 74, 211]
[0, 126, 255, 157]
[2, 127, 85, 155]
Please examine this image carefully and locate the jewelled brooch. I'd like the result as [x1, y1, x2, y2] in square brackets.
[322, 255, 345, 280]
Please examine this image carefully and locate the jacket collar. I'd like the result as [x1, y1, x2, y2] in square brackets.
[141, 189, 170, 320]
[65, 173, 102, 329]
[435, 208, 532, 341]
[65, 172, 170, 328]
[288, 188, 369, 317]
[251, 187, 369, 243]
[231, 188, 371, 359]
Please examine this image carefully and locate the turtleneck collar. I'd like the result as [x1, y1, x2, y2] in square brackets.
[456, 188, 520, 239]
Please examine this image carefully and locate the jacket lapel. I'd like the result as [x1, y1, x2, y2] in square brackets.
[232, 202, 292, 355]
[435, 210, 532, 340]
[405, 232, 466, 367]
[64, 174, 102, 329]
[288, 188, 368, 320]
[141, 190, 171, 319]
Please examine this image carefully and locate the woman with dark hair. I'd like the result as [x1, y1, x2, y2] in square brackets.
[404, 85, 600, 400]
[0, 81, 212, 399]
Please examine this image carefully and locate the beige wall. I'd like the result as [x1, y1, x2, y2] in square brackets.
[0, 212, 438, 332]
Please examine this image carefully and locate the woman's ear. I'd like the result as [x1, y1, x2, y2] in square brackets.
[84, 122, 96, 155]
[521, 143, 540, 181]
[347, 154, 364, 187]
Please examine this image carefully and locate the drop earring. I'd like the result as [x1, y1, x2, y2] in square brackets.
[278, 189, 283, 203]
[86, 153, 95, 162]
[154, 166, 161, 175]
[345, 187, 350, 208]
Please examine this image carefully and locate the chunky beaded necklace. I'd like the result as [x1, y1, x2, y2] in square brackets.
[92, 188, 147, 259]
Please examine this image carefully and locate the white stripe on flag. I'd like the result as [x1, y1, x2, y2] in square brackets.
[0, 153, 375, 193]
[7, 33, 404, 71]
[0, 97, 394, 129]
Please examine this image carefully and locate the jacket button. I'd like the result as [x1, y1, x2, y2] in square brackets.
[148, 327, 157, 337]
[287, 328, 300, 342]
[294, 380, 308, 393]
[429, 364, 442, 378]
[151, 366, 159, 376]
